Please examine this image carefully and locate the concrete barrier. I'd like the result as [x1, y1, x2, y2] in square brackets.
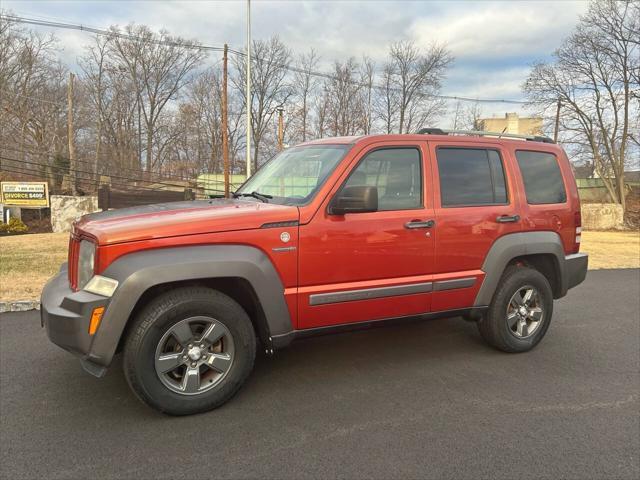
[50, 195, 100, 233]
[581, 203, 625, 230]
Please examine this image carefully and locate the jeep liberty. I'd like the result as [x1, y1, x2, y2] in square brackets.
[41, 129, 588, 415]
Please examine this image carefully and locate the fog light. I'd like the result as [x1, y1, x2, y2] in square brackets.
[84, 275, 119, 297]
[89, 306, 105, 335]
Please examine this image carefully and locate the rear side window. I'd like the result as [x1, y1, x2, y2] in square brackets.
[436, 148, 508, 207]
[515, 151, 567, 204]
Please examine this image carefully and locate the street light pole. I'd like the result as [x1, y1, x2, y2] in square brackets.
[222, 44, 229, 198]
[245, 0, 252, 177]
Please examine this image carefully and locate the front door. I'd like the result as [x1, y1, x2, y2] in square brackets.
[297, 143, 435, 329]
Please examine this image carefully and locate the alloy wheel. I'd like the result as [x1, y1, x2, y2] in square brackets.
[154, 316, 235, 395]
[506, 285, 544, 339]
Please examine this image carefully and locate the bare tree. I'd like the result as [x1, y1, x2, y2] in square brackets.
[186, 68, 222, 173]
[1, 16, 460, 190]
[102, 67, 141, 172]
[79, 35, 110, 179]
[360, 56, 375, 134]
[232, 36, 292, 171]
[109, 24, 205, 173]
[388, 40, 453, 133]
[374, 63, 400, 134]
[80, 35, 141, 176]
[314, 84, 330, 139]
[0, 18, 67, 185]
[292, 48, 319, 142]
[0, 15, 23, 93]
[524, 0, 639, 212]
[324, 58, 363, 136]
[451, 101, 483, 131]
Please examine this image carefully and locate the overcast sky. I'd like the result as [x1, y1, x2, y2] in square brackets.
[4, 0, 589, 122]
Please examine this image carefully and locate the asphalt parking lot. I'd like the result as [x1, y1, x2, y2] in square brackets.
[1, 268, 639, 479]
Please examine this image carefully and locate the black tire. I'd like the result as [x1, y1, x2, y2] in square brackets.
[123, 286, 256, 415]
[477, 266, 553, 353]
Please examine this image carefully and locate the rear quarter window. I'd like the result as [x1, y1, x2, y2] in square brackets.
[515, 150, 567, 204]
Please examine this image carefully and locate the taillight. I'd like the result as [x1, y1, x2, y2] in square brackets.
[572, 210, 582, 253]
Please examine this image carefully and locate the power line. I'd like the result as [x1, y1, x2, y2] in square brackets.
[2, 163, 228, 195]
[0, 160, 210, 194]
[0, 14, 225, 53]
[2, 93, 67, 107]
[0, 155, 202, 192]
[1, 144, 214, 184]
[1, 13, 529, 105]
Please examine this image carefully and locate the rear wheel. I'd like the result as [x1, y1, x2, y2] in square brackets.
[477, 266, 553, 353]
[123, 286, 256, 415]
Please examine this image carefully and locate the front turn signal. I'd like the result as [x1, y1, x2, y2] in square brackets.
[89, 306, 106, 335]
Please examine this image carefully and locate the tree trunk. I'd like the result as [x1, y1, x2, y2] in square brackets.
[253, 139, 260, 174]
[67, 72, 77, 195]
[146, 127, 153, 174]
[94, 117, 102, 184]
[617, 173, 626, 215]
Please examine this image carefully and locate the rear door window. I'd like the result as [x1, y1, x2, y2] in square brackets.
[515, 150, 567, 204]
[436, 148, 508, 207]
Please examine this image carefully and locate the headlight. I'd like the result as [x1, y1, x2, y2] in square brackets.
[84, 275, 119, 297]
[77, 240, 96, 290]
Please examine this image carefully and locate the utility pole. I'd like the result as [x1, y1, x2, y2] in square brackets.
[138, 100, 142, 173]
[553, 98, 561, 143]
[67, 72, 77, 195]
[277, 106, 284, 151]
[222, 44, 230, 198]
[245, 0, 252, 178]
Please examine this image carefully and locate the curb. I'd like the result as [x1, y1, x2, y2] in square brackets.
[0, 301, 40, 313]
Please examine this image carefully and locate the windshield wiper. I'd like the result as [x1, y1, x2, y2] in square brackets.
[232, 191, 273, 203]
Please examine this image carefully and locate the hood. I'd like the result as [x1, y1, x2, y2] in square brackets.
[75, 199, 299, 245]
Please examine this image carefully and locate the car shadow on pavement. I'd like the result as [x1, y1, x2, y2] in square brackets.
[33, 314, 486, 421]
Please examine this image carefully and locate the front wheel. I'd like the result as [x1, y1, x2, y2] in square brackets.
[477, 266, 553, 353]
[123, 286, 256, 415]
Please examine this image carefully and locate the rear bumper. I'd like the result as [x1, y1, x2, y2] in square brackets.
[40, 264, 110, 377]
[565, 253, 588, 290]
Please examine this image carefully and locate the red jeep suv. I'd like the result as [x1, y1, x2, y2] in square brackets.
[41, 130, 588, 415]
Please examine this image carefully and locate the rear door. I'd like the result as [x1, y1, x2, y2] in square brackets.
[429, 141, 523, 311]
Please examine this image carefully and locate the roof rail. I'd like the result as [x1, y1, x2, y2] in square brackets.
[416, 128, 447, 135]
[416, 128, 555, 144]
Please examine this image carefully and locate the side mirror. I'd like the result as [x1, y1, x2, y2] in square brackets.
[329, 186, 378, 215]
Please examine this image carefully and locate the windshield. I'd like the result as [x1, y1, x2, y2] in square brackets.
[236, 145, 351, 205]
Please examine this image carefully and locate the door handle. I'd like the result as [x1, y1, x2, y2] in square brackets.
[496, 215, 520, 223]
[404, 220, 435, 229]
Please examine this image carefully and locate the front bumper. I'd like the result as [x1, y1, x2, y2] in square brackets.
[565, 253, 588, 290]
[41, 264, 110, 377]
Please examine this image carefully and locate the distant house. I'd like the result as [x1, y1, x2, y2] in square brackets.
[475, 113, 543, 136]
[573, 163, 640, 185]
[573, 162, 595, 179]
[625, 171, 640, 184]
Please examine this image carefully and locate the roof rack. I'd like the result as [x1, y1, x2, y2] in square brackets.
[416, 128, 555, 144]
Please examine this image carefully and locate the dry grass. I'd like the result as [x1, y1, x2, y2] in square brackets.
[0, 230, 638, 302]
[0, 233, 68, 301]
[581, 230, 640, 270]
